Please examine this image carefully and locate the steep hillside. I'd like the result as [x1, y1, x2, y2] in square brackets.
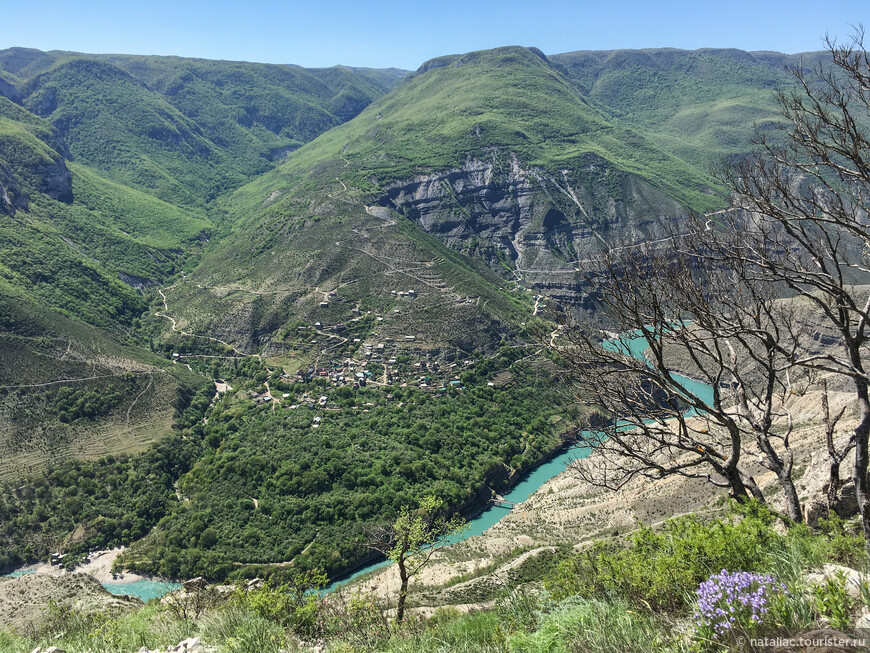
[89, 48, 754, 581]
[164, 46, 723, 357]
[0, 50, 402, 477]
[0, 276, 206, 481]
[0, 98, 209, 478]
[101, 54, 405, 147]
[20, 56, 233, 206]
[550, 47, 826, 170]
[0, 48, 404, 207]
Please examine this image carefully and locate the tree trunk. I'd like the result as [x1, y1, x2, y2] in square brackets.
[822, 379, 843, 511]
[752, 423, 803, 523]
[772, 447, 803, 524]
[853, 385, 870, 541]
[396, 558, 409, 623]
[778, 469, 803, 524]
[726, 466, 759, 503]
[739, 471, 766, 503]
[828, 459, 842, 512]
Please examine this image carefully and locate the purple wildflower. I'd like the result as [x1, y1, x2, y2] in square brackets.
[693, 570, 786, 639]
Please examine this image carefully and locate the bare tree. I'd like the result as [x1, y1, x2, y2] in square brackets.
[554, 223, 811, 522]
[718, 28, 870, 537]
[366, 496, 465, 623]
[821, 378, 853, 512]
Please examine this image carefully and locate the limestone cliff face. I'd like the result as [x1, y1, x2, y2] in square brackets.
[0, 77, 22, 104]
[0, 111, 73, 206]
[35, 153, 73, 203]
[375, 153, 689, 307]
[3, 148, 75, 205]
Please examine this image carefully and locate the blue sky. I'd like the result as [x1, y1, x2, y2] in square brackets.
[2, 0, 867, 69]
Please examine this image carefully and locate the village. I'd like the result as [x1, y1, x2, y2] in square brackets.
[164, 279, 526, 433]
[244, 339, 478, 408]
[231, 286, 497, 419]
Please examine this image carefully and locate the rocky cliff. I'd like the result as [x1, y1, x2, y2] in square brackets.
[0, 573, 140, 632]
[33, 151, 73, 203]
[375, 152, 689, 308]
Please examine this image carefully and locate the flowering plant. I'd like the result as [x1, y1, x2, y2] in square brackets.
[693, 570, 787, 641]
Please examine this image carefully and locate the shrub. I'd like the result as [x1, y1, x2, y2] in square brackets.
[816, 515, 866, 568]
[545, 506, 783, 612]
[229, 570, 327, 638]
[811, 570, 857, 631]
[320, 591, 391, 650]
[496, 586, 543, 634]
[543, 502, 854, 615]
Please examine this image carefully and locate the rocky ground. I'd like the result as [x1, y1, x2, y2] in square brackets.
[0, 573, 140, 633]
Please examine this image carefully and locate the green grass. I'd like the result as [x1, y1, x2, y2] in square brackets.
[508, 597, 683, 653]
[67, 162, 211, 248]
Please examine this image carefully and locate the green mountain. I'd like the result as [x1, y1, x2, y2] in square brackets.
[0, 97, 209, 480]
[0, 48, 404, 207]
[159, 46, 733, 359]
[0, 49, 402, 482]
[549, 47, 826, 170]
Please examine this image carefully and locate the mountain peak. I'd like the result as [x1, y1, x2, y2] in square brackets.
[416, 45, 549, 76]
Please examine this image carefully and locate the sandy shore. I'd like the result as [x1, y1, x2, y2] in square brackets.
[12, 547, 147, 585]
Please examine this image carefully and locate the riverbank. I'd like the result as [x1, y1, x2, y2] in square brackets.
[2, 547, 181, 602]
[5, 547, 144, 583]
[322, 428, 585, 593]
[339, 346, 857, 613]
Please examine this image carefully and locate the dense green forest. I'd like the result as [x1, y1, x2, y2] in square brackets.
[0, 347, 577, 580]
[126, 348, 576, 579]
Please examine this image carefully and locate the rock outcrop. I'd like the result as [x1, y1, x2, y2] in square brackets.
[119, 272, 158, 290]
[0, 76, 22, 104]
[375, 152, 689, 309]
[137, 636, 214, 653]
[0, 128, 73, 207]
[805, 564, 867, 600]
[34, 153, 73, 203]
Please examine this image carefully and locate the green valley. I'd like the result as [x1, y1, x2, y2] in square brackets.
[0, 41, 805, 578]
[4, 38, 867, 653]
